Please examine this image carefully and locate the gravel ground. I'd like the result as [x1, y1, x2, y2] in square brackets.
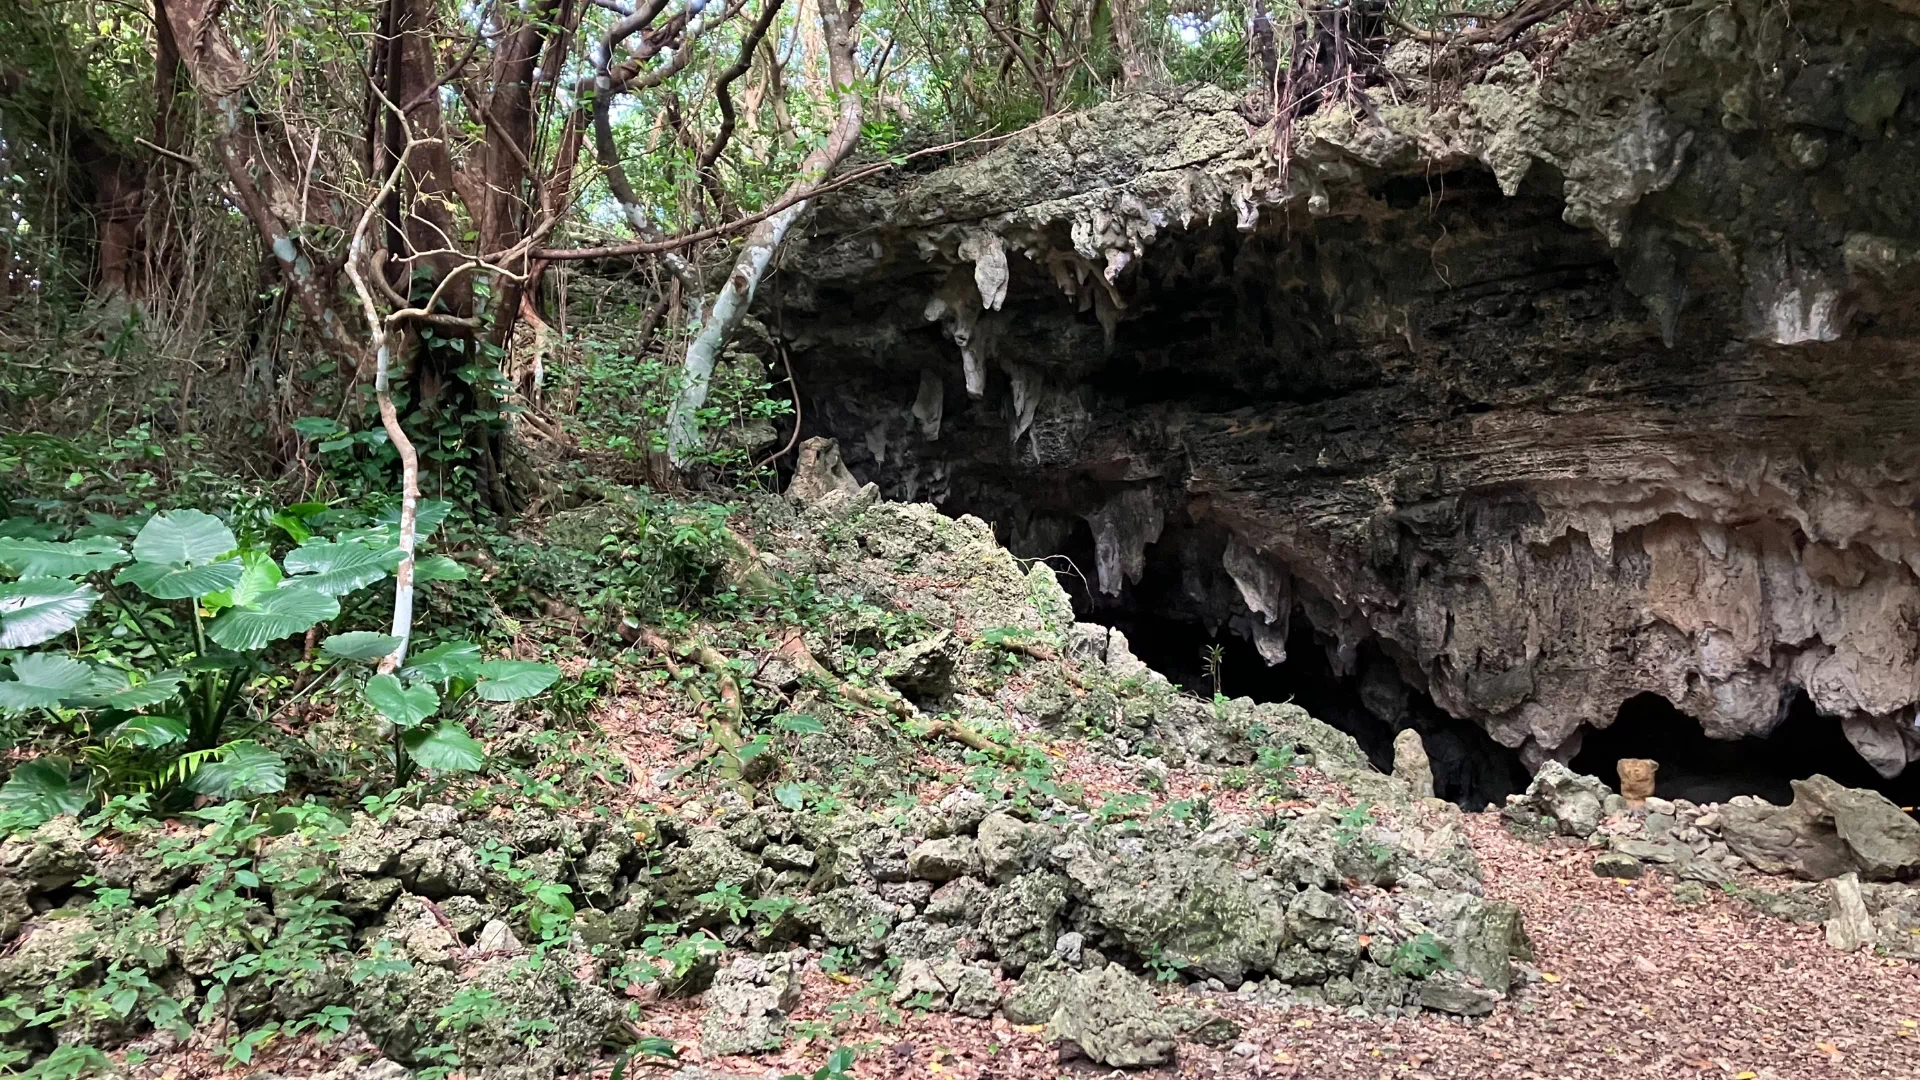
[1172, 814, 1920, 1080]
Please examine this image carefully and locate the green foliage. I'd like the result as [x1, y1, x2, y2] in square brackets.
[1389, 932, 1453, 978]
[0, 498, 529, 823]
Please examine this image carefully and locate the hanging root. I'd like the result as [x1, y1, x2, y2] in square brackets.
[1270, 0, 1391, 174]
[640, 628, 753, 794]
[773, 633, 1006, 758]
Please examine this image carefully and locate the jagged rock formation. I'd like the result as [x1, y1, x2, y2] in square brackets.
[771, 0, 1920, 778]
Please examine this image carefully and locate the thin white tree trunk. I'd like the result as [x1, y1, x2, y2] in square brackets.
[665, 0, 865, 469]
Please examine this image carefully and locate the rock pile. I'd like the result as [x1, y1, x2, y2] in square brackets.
[1501, 764, 1920, 959]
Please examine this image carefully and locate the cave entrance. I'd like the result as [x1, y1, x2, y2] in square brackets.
[1032, 519, 1530, 808]
[1102, 614, 1530, 808]
[1569, 691, 1920, 808]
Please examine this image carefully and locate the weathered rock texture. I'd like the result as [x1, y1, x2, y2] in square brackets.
[772, 0, 1920, 777]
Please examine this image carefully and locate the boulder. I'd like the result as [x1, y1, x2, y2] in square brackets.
[1509, 762, 1611, 838]
[1391, 729, 1435, 800]
[1416, 972, 1499, 1016]
[1721, 775, 1920, 881]
[1796, 775, 1920, 881]
[1049, 964, 1177, 1068]
[889, 954, 1000, 1017]
[1066, 846, 1285, 985]
[785, 438, 876, 511]
[1441, 897, 1529, 995]
[976, 812, 1054, 883]
[1003, 964, 1072, 1025]
[1825, 873, 1877, 952]
[702, 951, 806, 1056]
[809, 887, 900, 954]
[908, 836, 981, 882]
[925, 875, 991, 923]
[979, 871, 1067, 972]
[355, 950, 618, 1078]
[1592, 852, 1645, 879]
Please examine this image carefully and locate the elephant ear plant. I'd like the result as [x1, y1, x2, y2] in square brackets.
[344, 638, 560, 786]
[0, 505, 550, 823]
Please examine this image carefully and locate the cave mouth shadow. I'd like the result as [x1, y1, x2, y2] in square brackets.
[1095, 611, 1531, 810]
[1569, 691, 1920, 809]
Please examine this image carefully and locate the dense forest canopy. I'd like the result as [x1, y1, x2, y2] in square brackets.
[0, 0, 1525, 498]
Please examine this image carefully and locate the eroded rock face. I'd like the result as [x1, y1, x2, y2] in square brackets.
[773, 0, 1920, 778]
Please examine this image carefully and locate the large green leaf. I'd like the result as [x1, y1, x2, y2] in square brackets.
[201, 550, 283, 612]
[401, 640, 482, 683]
[402, 723, 486, 772]
[0, 758, 91, 824]
[474, 660, 561, 702]
[116, 557, 245, 601]
[131, 510, 236, 567]
[206, 585, 339, 651]
[376, 499, 454, 540]
[411, 555, 468, 583]
[0, 537, 128, 579]
[364, 674, 438, 728]
[0, 654, 96, 711]
[322, 631, 405, 661]
[71, 669, 186, 711]
[107, 714, 189, 748]
[184, 741, 287, 798]
[0, 578, 99, 648]
[283, 541, 404, 597]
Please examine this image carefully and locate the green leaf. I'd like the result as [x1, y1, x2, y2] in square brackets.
[322, 631, 404, 661]
[376, 499, 453, 539]
[774, 782, 807, 811]
[0, 537, 128, 578]
[774, 713, 827, 736]
[131, 510, 236, 567]
[200, 549, 283, 613]
[268, 513, 311, 544]
[737, 734, 772, 764]
[0, 759, 90, 824]
[282, 541, 404, 597]
[0, 578, 99, 648]
[401, 640, 482, 682]
[402, 723, 486, 772]
[411, 555, 468, 583]
[206, 585, 339, 651]
[290, 417, 345, 438]
[364, 674, 438, 728]
[0, 654, 96, 711]
[72, 669, 186, 710]
[184, 741, 287, 798]
[115, 557, 245, 601]
[474, 660, 561, 702]
[108, 714, 189, 748]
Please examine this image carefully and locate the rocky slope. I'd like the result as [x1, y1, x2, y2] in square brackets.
[0, 479, 1530, 1078]
[769, 0, 1920, 782]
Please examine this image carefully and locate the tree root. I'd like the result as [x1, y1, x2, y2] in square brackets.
[775, 633, 914, 721]
[920, 721, 1004, 757]
[774, 633, 1006, 758]
[640, 628, 753, 795]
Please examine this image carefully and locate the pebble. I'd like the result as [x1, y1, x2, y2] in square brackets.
[1231, 1042, 1259, 1058]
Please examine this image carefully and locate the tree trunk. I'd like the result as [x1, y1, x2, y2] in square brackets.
[665, 0, 866, 469]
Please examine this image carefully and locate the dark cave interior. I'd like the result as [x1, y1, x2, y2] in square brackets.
[1030, 518, 1920, 813]
[1102, 612, 1532, 809]
[1570, 691, 1920, 809]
